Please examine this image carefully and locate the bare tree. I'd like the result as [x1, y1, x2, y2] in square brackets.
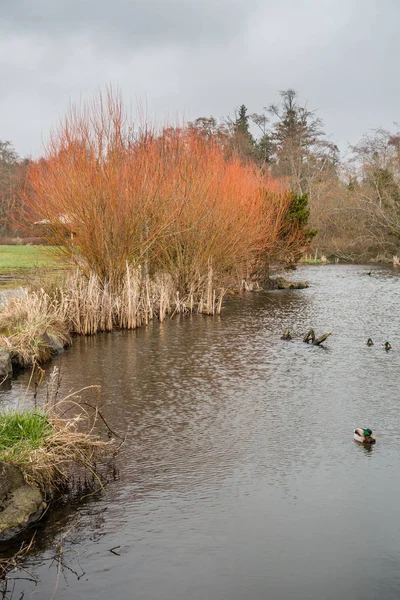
[349, 127, 400, 252]
[0, 141, 23, 230]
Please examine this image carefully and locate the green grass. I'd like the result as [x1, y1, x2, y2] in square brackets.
[0, 385, 111, 492]
[0, 410, 53, 462]
[0, 246, 61, 271]
[300, 257, 324, 264]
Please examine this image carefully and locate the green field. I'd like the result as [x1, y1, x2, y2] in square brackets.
[0, 246, 61, 271]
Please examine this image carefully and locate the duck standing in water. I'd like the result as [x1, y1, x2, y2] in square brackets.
[366, 338, 374, 346]
[354, 428, 376, 444]
[383, 341, 392, 351]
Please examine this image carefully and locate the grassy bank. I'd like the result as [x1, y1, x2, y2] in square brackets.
[0, 410, 53, 464]
[0, 376, 112, 492]
[0, 245, 61, 271]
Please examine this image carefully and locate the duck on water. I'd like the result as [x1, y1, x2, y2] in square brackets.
[354, 428, 376, 444]
[366, 339, 392, 350]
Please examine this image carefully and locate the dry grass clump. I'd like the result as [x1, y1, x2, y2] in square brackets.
[0, 291, 70, 366]
[0, 368, 114, 493]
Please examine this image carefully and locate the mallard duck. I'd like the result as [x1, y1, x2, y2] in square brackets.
[281, 328, 292, 340]
[366, 338, 374, 346]
[354, 427, 376, 444]
[383, 341, 392, 351]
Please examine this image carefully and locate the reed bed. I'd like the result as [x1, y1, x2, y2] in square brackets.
[51, 263, 226, 335]
[0, 261, 228, 364]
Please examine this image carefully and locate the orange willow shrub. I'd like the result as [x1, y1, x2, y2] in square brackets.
[21, 90, 292, 293]
[149, 133, 291, 292]
[22, 92, 183, 286]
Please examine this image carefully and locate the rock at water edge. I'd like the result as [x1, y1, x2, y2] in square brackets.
[0, 350, 12, 381]
[0, 461, 45, 541]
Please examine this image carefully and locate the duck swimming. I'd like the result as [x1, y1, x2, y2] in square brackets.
[383, 341, 392, 351]
[354, 428, 376, 444]
[281, 328, 292, 340]
[366, 338, 374, 346]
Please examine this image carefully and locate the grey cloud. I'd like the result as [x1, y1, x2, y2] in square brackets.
[0, 0, 399, 158]
[0, 0, 264, 49]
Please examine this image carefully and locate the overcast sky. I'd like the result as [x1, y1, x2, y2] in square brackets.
[1, 0, 399, 158]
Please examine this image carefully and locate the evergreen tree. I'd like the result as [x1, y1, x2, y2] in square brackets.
[230, 105, 255, 162]
[234, 105, 251, 137]
[278, 192, 318, 264]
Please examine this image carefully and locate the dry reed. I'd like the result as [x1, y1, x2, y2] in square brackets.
[0, 533, 36, 587]
[0, 367, 114, 493]
[0, 291, 70, 366]
[51, 264, 226, 335]
[0, 261, 228, 364]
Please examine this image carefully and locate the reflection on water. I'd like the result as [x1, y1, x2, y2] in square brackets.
[2, 264, 400, 600]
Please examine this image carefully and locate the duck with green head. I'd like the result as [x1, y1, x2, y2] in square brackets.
[366, 338, 374, 346]
[384, 341, 392, 351]
[354, 427, 376, 444]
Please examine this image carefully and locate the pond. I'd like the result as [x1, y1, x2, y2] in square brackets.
[2, 264, 400, 600]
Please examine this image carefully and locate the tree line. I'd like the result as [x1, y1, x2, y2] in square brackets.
[2, 88, 400, 261]
[189, 89, 400, 260]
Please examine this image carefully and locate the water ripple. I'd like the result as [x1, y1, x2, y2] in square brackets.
[2, 264, 400, 600]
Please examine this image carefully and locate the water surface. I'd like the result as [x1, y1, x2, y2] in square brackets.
[2, 264, 400, 600]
